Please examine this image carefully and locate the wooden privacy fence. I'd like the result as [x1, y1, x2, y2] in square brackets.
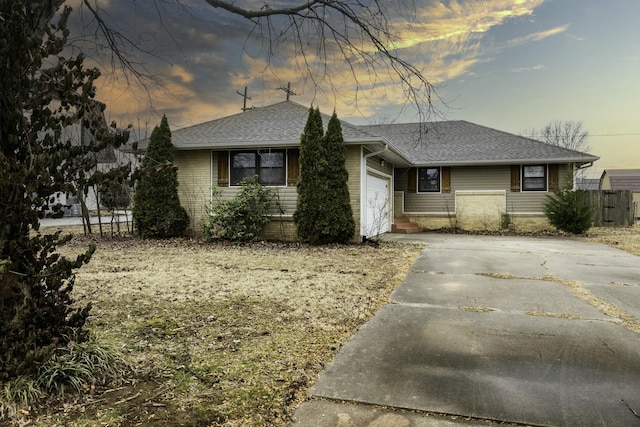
[580, 190, 634, 227]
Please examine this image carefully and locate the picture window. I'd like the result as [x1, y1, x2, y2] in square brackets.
[230, 150, 285, 186]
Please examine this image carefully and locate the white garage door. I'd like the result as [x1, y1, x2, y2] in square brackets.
[365, 174, 390, 236]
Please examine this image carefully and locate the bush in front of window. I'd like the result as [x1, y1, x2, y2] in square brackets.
[205, 176, 274, 242]
[544, 176, 593, 234]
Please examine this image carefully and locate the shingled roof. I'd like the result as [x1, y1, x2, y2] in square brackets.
[130, 101, 599, 167]
[361, 121, 599, 166]
[134, 101, 379, 150]
[601, 169, 640, 192]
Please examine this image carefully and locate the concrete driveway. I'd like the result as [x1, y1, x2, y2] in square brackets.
[292, 233, 640, 427]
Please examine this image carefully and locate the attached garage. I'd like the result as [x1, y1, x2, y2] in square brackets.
[363, 173, 391, 237]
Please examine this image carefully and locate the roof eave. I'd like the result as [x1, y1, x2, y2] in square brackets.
[166, 138, 383, 151]
[408, 156, 600, 167]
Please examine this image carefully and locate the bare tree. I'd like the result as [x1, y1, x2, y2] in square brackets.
[76, 0, 439, 121]
[534, 120, 591, 153]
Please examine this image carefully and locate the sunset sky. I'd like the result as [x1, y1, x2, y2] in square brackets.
[72, 0, 639, 179]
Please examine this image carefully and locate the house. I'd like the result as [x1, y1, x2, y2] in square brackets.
[575, 178, 600, 190]
[132, 101, 599, 240]
[362, 121, 599, 231]
[600, 169, 640, 220]
[49, 101, 134, 216]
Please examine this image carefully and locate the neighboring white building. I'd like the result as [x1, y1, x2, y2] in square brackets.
[44, 101, 136, 216]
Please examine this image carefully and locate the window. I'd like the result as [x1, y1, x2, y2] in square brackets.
[522, 165, 547, 191]
[230, 150, 285, 186]
[418, 167, 440, 192]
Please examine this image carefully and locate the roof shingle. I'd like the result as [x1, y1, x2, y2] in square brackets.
[131, 101, 599, 166]
[361, 121, 599, 165]
[135, 101, 379, 150]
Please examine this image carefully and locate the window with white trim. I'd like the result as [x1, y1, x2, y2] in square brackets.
[418, 167, 441, 192]
[230, 150, 286, 186]
[522, 165, 547, 191]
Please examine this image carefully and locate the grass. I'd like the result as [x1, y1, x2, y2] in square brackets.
[582, 225, 640, 256]
[20, 237, 424, 427]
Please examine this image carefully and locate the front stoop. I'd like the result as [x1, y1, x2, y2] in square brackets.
[391, 217, 422, 234]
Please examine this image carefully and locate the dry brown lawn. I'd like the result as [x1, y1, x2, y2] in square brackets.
[582, 225, 640, 256]
[27, 234, 424, 427]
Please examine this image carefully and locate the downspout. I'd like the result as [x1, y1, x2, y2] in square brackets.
[575, 161, 594, 189]
[364, 143, 389, 161]
[361, 142, 389, 240]
[577, 161, 594, 170]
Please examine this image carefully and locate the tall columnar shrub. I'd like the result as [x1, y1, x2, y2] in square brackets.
[544, 176, 593, 234]
[294, 107, 326, 243]
[316, 112, 355, 243]
[294, 107, 355, 244]
[133, 116, 189, 238]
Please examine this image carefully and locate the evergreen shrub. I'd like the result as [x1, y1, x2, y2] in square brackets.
[205, 176, 274, 242]
[544, 177, 593, 234]
[133, 116, 189, 238]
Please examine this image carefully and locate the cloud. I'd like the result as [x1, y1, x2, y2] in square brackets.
[403, 0, 546, 47]
[503, 25, 569, 48]
[510, 64, 545, 73]
[70, 0, 561, 130]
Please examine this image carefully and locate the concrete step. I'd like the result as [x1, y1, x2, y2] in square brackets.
[392, 218, 422, 234]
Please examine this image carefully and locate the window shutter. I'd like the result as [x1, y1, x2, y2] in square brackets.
[217, 151, 229, 187]
[408, 167, 417, 193]
[549, 164, 559, 191]
[442, 167, 451, 193]
[510, 165, 521, 192]
[287, 149, 300, 186]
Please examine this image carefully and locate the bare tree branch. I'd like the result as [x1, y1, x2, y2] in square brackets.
[204, 0, 320, 19]
[64, 0, 441, 121]
[538, 120, 591, 152]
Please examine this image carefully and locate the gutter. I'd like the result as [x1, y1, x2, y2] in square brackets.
[577, 161, 595, 170]
[363, 141, 389, 160]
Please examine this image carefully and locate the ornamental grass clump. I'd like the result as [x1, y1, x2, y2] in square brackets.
[1, 333, 127, 421]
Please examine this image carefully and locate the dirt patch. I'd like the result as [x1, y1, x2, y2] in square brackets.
[25, 236, 424, 426]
